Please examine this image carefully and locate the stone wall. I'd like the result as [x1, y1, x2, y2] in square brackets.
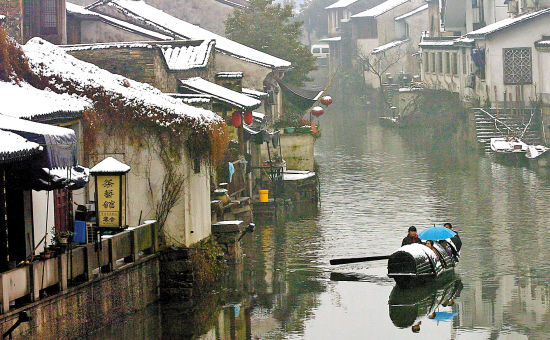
[68, 47, 177, 92]
[0, 255, 160, 340]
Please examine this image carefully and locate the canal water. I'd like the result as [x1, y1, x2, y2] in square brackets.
[89, 92, 550, 340]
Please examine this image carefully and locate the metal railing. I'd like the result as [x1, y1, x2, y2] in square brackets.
[0, 221, 158, 314]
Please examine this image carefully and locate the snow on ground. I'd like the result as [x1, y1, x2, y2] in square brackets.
[22, 38, 221, 126]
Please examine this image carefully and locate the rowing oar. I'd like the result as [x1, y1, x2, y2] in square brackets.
[330, 255, 390, 265]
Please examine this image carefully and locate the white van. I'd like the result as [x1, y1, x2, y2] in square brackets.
[311, 44, 329, 59]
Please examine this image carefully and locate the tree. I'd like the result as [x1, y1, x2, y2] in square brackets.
[225, 0, 316, 85]
[358, 48, 405, 107]
[297, 0, 334, 46]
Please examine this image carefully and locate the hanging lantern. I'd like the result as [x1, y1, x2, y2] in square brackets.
[311, 106, 324, 117]
[320, 96, 333, 106]
[244, 110, 253, 125]
[232, 111, 242, 127]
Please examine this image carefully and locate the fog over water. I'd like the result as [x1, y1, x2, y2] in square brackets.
[90, 91, 550, 339]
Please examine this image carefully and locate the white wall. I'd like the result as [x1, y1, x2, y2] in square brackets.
[481, 17, 550, 105]
[89, 131, 212, 247]
[32, 191, 55, 254]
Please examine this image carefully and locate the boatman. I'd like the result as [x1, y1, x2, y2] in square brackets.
[402, 226, 422, 246]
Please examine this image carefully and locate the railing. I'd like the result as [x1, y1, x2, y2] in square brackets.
[0, 221, 158, 314]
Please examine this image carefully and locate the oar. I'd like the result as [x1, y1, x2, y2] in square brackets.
[330, 255, 390, 265]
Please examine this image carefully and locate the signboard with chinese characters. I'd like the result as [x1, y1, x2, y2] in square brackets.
[96, 175, 124, 228]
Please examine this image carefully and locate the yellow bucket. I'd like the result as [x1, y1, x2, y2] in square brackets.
[259, 190, 269, 202]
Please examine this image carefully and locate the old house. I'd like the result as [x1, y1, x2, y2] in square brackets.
[63, 1, 290, 125]
[323, 0, 386, 73]
[67, 0, 290, 124]
[420, 0, 550, 110]
[0, 82, 90, 270]
[0, 0, 67, 44]
[350, 0, 427, 87]
[18, 37, 225, 247]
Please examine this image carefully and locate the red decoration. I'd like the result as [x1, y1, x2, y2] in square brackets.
[244, 110, 253, 125]
[320, 96, 333, 106]
[311, 106, 324, 117]
[232, 111, 242, 127]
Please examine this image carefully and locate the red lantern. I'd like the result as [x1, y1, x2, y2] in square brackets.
[232, 111, 242, 127]
[320, 96, 333, 106]
[311, 106, 324, 117]
[244, 110, 253, 125]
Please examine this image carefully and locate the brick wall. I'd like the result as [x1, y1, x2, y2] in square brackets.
[68, 47, 170, 91]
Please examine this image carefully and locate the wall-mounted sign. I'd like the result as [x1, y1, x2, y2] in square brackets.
[90, 157, 130, 229]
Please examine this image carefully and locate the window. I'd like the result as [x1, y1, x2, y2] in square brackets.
[445, 52, 450, 73]
[41, 0, 58, 35]
[452, 53, 458, 75]
[312, 48, 320, 53]
[431, 53, 436, 73]
[503, 48, 532, 84]
[424, 52, 430, 72]
[462, 49, 467, 74]
[437, 52, 443, 73]
[322, 48, 329, 53]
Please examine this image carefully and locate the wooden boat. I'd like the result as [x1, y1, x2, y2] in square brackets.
[387, 243, 456, 288]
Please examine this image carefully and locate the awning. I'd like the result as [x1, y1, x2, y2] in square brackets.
[0, 114, 78, 169]
[278, 80, 323, 111]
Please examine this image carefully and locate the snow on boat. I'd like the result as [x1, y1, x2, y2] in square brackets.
[490, 137, 549, 159]
[387, 243, 456, 288]
[490, 137, 528, 153]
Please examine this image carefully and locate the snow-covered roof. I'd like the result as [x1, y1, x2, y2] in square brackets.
[242, 87, 268, 98]
[0, 113, 77, 139]
[66, 2, 172, 40]
[88, 0, 290, 69]
[395, 4, 428, 21]
[320, 36, 342, 42]
[216, 72, 243, 79]
[63, 39, 214, 71]
[160, 40, 214, 70]
[372, 39, 409, 54]
[0, 129, 42, 163]
[180, 77, 261, 110]
[90, 156, 130, 173]
[325, 0, 360, 9]
[0, 82, 91, 119]
[351, 0, 410, 18]
[418, 38, 459, 49]
[23, 38, 220, 127]
[467, 8, 550, 38]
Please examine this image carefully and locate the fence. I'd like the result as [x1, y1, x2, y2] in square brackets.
[0, 221, 158, 314]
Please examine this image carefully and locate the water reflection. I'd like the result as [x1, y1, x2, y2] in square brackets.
[388, 278, 462, 329]
[90, 89, 550, 339]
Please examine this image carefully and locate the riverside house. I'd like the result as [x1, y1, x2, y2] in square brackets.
[67, 0, 291, 124]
